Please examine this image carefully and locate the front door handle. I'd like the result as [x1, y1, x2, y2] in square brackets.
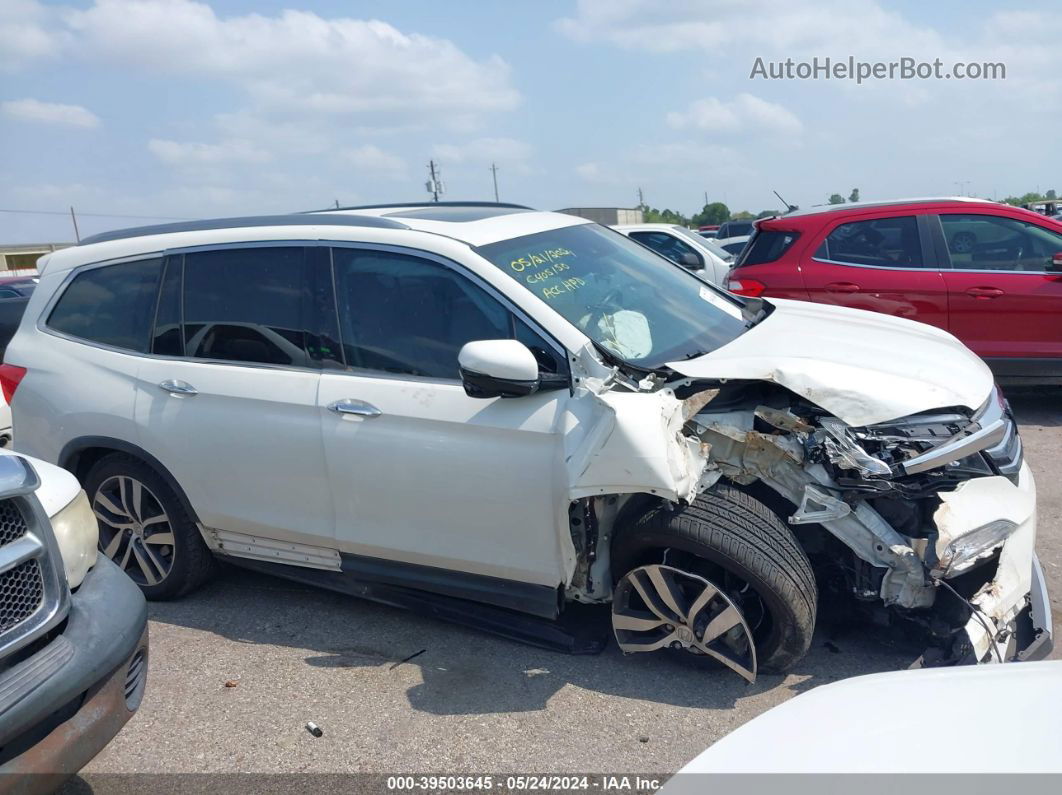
[965, 286, 1004, 299]
[328, 399, 382, 418]
[159, 379, 198, 396]
[825, 281, 860, 293]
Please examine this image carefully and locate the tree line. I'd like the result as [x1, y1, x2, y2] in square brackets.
[640, 186, 1057, 229]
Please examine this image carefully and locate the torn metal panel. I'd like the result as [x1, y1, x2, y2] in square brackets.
[666, 297, 994, 425]
[567, 391, 709, 503]
[935, 464, 1038, 662]
[695, 414, 933, 609]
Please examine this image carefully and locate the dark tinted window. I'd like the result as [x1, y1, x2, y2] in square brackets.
[152, 256, 183, 356]
[182, 247, 314, 367]
[814, 216, 922, 267]
[718, 221, 754, 238]
[629, 231, 701, 267]
[332, 248, 511, 379]
[48, 258, 162, 351]
[940, 214, 1062, 272]
[739, 230, 800, 266]
[0, 297, 30, 359]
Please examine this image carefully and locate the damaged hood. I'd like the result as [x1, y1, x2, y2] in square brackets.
[668, 298, 993, 426]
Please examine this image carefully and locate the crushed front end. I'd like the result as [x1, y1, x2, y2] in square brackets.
[689, 383, 1052, 666]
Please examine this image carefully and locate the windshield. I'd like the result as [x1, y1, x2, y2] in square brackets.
[476, 223, 748, 369]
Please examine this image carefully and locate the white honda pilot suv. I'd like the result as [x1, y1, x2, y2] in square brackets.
[3, 202, 1052, 680]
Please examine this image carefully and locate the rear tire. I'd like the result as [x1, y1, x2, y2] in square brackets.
[614, 483, 817, 672]
[84, 453, 215, 600]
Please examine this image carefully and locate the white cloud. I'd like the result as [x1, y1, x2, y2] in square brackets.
[1, 98, 100, 128]
[63, 0, 518, 125]
[667, 94, 802, 137]
[0, 1, 68, 71]
[147, 138, 271, 165]
[557, 0, 944, 59]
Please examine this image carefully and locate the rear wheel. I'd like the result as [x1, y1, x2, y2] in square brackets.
[84, 454, 215, 599]
[612, 484, 817, 675]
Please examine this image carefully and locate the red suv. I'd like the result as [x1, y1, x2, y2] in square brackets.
[728, 198, 1062, 382]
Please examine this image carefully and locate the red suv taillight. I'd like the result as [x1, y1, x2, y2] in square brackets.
[0, 364, 27, 403]
[727, 278, 766, 297]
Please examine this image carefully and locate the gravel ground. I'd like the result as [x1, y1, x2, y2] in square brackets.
[75, 389, 1061, 780]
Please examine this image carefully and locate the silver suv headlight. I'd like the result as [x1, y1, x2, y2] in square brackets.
[50, 489, 98, 588]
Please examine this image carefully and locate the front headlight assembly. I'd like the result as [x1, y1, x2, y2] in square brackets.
[50, 489, 99, 588]
[936, 519, 1016, 577]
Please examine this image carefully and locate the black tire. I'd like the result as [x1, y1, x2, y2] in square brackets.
[84, 453, 215, 600]
[613, 483, 817, 672]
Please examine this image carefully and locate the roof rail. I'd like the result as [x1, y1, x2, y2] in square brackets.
[77, 214, 409, 246]
[305, 201, 534, 213]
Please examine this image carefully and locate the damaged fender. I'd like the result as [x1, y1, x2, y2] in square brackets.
[566, 389, 710, 503]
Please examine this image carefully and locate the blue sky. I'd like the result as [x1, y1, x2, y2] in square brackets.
[1, 0, 1059, 243]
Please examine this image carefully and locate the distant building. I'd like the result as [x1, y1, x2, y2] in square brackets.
[556, 207, 644, 226]
[0, 243, 72, 272]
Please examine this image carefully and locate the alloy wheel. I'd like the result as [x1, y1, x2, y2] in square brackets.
[92, 475, 175, 586]
[612, 564, 757, 682]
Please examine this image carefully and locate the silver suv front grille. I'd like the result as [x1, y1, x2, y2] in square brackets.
[0, 458, 69, 662]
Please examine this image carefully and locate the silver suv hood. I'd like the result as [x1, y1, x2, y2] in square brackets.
[668, 297, 994, 426]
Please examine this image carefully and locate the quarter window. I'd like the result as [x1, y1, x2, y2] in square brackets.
[181, 247, 315, 367]
[814, 216, 923, 267]
[331, 248, 564, 381]
[47, 258, 162, 352]
[939, 214, 1062, 271]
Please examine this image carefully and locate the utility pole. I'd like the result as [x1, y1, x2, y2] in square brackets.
[334, 199, 340, 209]
[426, 160, 444, 203]
[637, 187, 645, 208]
[704, 191, 709, 207]
[69, 206, 80, 243]
[490, 162, 500, 202]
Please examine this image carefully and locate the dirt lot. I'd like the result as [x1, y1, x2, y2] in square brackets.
[77, 390, 1061, 778]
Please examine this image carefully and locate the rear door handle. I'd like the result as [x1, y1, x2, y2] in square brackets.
[965, 286, 1004, 299]
[327, 399, 382, 418]
[825, 282, 861, 293]
[158, 379, 198, 396]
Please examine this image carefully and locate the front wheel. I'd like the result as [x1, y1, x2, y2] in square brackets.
[612, 484, 817, 675]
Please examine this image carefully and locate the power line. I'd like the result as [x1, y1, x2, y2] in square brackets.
[0, 208, 193, 221]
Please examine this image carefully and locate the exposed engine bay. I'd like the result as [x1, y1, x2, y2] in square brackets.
[564, 361, 1051, 678]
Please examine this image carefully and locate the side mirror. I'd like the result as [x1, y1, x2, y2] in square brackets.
[679, 251, 704, 270]
[1049, 252, 1062, 272]
[458, 340, 540, 399]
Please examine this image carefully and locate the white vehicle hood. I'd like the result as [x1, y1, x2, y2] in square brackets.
[0, 448, 80, 517]
[668, 297, 994, 426]
[670, 662, 1062, 775]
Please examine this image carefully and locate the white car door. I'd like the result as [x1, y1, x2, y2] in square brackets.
[133, 245, 333, 547]
[317, 245, 572, 595]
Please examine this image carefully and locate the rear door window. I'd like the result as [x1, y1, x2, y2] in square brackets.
[180, 247, 317, 368]
[814, 216, 923, 267]
[47, 258, 162, 352]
